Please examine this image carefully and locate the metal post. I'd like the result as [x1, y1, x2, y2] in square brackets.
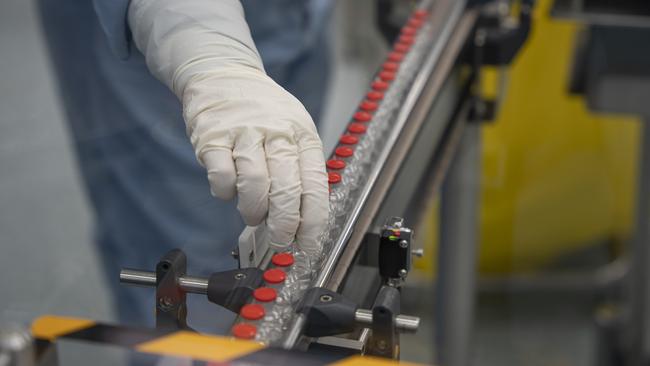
[436, 123, 481, 366]
[626, 120, 650, 366]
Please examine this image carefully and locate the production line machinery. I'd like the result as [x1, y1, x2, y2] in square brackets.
[6, 1, 531, 365]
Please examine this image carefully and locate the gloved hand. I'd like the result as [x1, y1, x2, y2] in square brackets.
[128, 0, 329, 256]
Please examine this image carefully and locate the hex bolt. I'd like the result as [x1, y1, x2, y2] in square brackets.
[234, 273, 246, 280]
[158, 297, 173, 310]
[320, 294, 333, 302]
[399, 239, 409, 248]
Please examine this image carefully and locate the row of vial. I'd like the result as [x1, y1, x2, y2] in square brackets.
[322, 9, 430, 256]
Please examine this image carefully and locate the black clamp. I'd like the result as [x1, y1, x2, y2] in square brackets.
[207, 268, 264, 313]
[298, 288, 359, 338]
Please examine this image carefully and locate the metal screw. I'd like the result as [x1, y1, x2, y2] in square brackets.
[234, 273, 246, 280]
[399, 269, 408, 278]
[158, 297, 173, 310]
[320, 295, 333, 302]
[230, 250, 239, 259]
[411, 248, 424, 257]
[399, 240, 409, 248]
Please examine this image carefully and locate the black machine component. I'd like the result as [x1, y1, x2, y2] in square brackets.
[207, 268, 264, 312]
[298, 288, 359, 338]
[465, 0, 534, 121]
[378, 217, 412, 284]
[473, 1, 532, 66]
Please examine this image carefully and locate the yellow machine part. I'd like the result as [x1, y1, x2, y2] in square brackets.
[413, 0, 641, 275]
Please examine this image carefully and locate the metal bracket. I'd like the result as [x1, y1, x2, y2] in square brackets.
[367, 286, 401, 358]
[155, 249, 189, 330]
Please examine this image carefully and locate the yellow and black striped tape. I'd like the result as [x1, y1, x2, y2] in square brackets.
[32, 315, 422, 366]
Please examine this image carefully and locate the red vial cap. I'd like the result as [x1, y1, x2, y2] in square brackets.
[387, 52, 405, 62]
[253, 287, 277, 302]
[394, 42, 410, 53]
[272, 252, 294, 267]
[328, 172, 342, 184]
[399, 34, 415, 45]
[413, 9, 428, 19]
[408, 18, 424, 28]
[263, 268, 286, 284]
[335, 146, 354, 158]
[359, 100, 378, 112]
[232, 323, 256, 339]
[401, 26, 417, 36]
[382, 62, 399, 72]
[327, 159, 346, 170]
[348, 123, 367, 134]
[366, 91, 384, 101]
[371, 80, 389, 91]
[379, 71, 395, 82]
[240, 304, 265, 320]
[340, 134, 359, 145]
[353, 111, 373, 122]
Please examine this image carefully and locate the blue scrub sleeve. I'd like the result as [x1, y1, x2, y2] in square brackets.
[93, 0, 131, 59]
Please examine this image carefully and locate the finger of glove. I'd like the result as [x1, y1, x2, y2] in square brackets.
[265, 134, 302, 251]
[295, 141, 329, 257]
[203, 149, 237, 200]
[233, 132, 270, 226]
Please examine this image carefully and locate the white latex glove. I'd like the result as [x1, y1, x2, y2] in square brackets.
[128, 0, 329, 256]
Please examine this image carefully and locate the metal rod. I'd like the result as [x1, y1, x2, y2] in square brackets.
[120, 269, 208, 294]
[354, 309, 420, 333]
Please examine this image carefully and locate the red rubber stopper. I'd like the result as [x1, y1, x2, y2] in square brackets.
[371, 80, 389, 91]
[232, 323, 257, 339]
[399, 34, 415, 45]
[340, 134, 359, 145]
[379, 70, 395, 82]
[240, 304, 265, 320]
[263, 268, 286, 284]
[359, 100, 378, 112]
[366, 91, 384, 101]
[408, 17, 424, 28]
[387, 51, 405, 62]
[253, 287, 277, 302]
[401, 26, 417, 36]
[394, 42, 410, 53]
[327, 159, 346, 170]
[335, 146, 354, 158]
[348, 123, 367, 134]
[382, 62, 399, 72]
[353, 111, 373, 122]
[328, 172, 342, 184]
[413, 9, 428, 19]
[272, 252, 294, 267]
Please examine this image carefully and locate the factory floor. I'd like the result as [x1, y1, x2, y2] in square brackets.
[0, 0, 597, 365]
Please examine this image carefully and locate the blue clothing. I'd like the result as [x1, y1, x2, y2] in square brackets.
[37, 0, 331, 333]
